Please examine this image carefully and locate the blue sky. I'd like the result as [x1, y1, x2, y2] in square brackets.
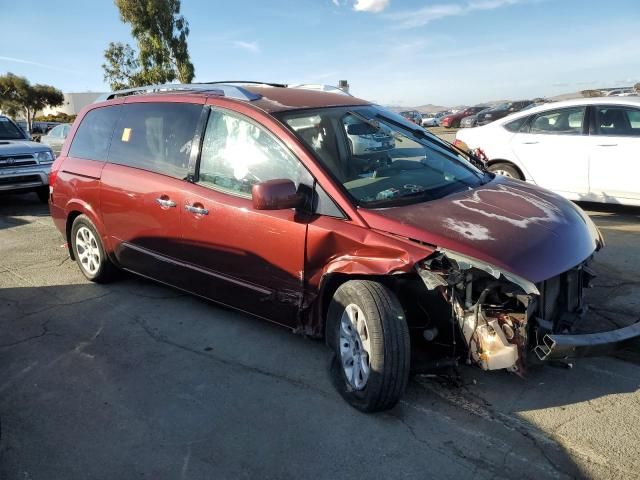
[1, 0, 638, 106]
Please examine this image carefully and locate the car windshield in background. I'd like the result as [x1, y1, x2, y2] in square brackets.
[0, 117, 26, 140]
[492, 103, 511, 111]
[280, 106, 486, 207]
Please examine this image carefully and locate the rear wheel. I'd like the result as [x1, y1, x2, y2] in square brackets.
[488, 162, 523, 180]
[70, 215, 116, 283]
[327, 280, 410, 412]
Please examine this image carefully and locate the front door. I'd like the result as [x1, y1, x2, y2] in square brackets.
[510, 106, 589, 196]
[100, 101, 203, 283]
[588, 105, 640, 202]
[178, 107, 311, 326]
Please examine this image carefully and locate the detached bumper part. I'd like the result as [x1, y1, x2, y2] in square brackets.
[535, 320, 640, 361]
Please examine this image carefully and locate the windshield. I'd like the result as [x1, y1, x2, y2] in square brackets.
[0, 117, 27, 140]
[492, 103, 512, 111]
[279, 105, 488, 208]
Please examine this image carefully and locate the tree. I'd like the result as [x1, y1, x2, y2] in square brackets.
[0, 73, 64, 131]
[102, 0, 195, 90]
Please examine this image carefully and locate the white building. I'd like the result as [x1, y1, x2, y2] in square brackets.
[40, 92, 106, 116]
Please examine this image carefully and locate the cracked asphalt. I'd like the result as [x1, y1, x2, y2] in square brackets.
[1, 193, 639, 480]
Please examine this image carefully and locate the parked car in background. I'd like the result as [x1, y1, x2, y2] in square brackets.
[51, 83, 637, 412]
[434, 110, 452, 126]
[31, 121, 61, 134]
[14, 120, 29, 136]
[605, 88, 636, 97]
[344, 116, 395, 156]
[475, 100, 533, 126]
[421, 113, 437, 127]
[459, 107, 492, 128]
[455, 97, 640, 206]
[0, 115, 55, 202]
[440, 106, 487, 128]
[40, 123, 71, 156]
[399, 110, 422, 124]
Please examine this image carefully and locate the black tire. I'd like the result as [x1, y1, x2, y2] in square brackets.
[488, 162, 523, 180]
[36, 186, 49, 204]
[70, 215, 116, 283]
[327, 280, 410, 412]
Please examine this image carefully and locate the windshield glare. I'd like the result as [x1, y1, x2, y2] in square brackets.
[0, 117, 27, 140]
[280, 106, 486, 207]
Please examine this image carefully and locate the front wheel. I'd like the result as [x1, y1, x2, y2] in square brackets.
[488, 162, 523, 180]
[327, 280, 410, 412]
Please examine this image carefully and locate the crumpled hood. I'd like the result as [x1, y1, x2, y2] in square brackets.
[0, 140, 50, 155]
[358, 176, 601, 283]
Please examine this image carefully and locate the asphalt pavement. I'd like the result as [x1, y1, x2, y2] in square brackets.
[0, 193, 638, 480]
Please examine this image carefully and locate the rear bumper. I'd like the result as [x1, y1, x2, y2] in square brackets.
[534, 321, 640, 361]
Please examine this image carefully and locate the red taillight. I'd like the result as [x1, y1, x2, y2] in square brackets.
[49, 156, 63, 193]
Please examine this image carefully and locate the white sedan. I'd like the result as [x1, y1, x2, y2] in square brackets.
[454, 97, 640, 206]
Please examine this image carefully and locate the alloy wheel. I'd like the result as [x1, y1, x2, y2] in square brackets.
[75, 226, 101, 275]
[339, 304, 372, 390]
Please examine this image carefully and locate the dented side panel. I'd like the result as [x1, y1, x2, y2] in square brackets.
[300, 215, 434, 335]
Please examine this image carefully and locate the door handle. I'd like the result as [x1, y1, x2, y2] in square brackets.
[155, 197, 176, 208]
[185, 204, 209, 215]
[596, 143, 617, 147]
[522, 141, 539, 145]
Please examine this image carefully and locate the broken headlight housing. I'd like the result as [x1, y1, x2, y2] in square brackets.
[417, 248, 539, 373]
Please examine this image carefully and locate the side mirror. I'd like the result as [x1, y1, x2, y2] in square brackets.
[347, 123, 377, 136]
[252, 179, 303, 210]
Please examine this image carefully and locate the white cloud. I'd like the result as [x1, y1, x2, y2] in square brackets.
[232, 41, 260, 54]
[387, 0, 523, 28]
[353, 0, 390, 13]
[0, 55, 81, 74]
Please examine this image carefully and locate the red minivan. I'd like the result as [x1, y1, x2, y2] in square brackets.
[50, 83, 640, 412]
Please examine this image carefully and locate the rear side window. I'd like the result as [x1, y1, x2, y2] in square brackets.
[529, 107, 586, 135]
[594, 106, 640, 137]
[108, 102, 202, 179]
[69, 106, 121, 161]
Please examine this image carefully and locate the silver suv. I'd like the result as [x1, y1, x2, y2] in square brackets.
[0, 116, 55, 202]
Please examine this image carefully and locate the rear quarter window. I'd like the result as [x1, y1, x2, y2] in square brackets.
[503, 116, 530, 132]
[68, 106, 121, 161]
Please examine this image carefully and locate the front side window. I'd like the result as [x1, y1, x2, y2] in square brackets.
[529, 107, 585, 135]
[108, 102, 201, 178]
[595, 106, 640, 137]
[280, 106, 487, 208]
[198, 108, 311, 197]
[69, 106, 121, 161]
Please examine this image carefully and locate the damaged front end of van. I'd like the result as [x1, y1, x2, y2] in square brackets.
[416, 248, 640, 373]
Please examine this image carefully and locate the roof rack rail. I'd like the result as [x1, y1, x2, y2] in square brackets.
[203, 81, 288, 88]
[289, 84, 353, 96]
[94, 83, 262, 103]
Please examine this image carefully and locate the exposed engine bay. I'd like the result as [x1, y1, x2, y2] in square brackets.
[413, 248, 597, 373]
